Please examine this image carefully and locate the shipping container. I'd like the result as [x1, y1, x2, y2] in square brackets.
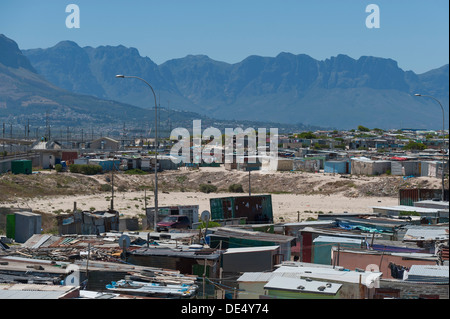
[209, 195, 273, 224]
[61, 151, 78, 165]
[11, 160, 32, 175]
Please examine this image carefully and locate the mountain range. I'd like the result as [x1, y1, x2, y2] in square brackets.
[1, 33, 448, 131]
[0, 34, 319, 135]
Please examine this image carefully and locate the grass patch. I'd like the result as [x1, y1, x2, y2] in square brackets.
[124, 169, 148, 175]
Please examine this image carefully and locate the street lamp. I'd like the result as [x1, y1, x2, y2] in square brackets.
[414, 93, 447, 201]
[116, 75, 159, 230]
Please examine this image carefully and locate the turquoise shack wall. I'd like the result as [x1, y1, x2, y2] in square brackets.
[313, 236, 364, 265]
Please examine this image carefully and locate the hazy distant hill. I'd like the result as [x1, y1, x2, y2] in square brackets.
[1, 34, 314, 135]
[22, 39, 449, 130]
[0, 34, 199, 130]
[23, 40, 194, 112]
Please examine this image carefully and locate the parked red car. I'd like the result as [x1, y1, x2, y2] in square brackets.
[156, 215, 191, 232]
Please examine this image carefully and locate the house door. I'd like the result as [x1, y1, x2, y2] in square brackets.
[222, 200, 233, 219]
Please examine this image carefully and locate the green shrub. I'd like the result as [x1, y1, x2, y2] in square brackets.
[403, 141, 426, 151]
[228, 183, 244, 193]
[357, 125, 370, 132]
[124, 169, 148, 175]
[117, 185, 127, 192]
[399, 211, 421, 216]
[199, 184, 218, 193]
[69, 164, 80, 174]
[197, 220, 221, 229]
[99, 184, 112, 192]
[55, 164, 63, 172]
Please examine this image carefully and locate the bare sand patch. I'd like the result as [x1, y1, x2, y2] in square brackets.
[13, 191, 399, 224]
[3, 166, 442, 224]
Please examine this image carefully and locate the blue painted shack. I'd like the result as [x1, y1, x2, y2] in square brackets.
[324, 160, 351, 174]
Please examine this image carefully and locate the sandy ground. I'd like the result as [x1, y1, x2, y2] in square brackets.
[6, 166, 441, 223]
[15, 190, 399, 223]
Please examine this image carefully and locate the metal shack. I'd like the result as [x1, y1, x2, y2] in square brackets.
[399, 188, 449, 206]
[11, 160, 32, 175]
[7, 211, 42, 243]
[324, 160, 351, 174]
[210, 195, 273, 224]
[350, 158, 391, 176]
[56, 210, 119, 235]
[207, 227, 294, 262]
[127, 247, 221, 278]
[221, 246, 281, 273]
[391, 160, 421, 176]
[292, 158, 321, 172]
[88, 159, 120, 172]
[313, 236, 366, 265]
[145, 205, 199, 229]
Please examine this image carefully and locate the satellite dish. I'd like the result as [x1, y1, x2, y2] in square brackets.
[201, 210, 211, 223]
[364, 273, 381, 289]
[118, 234, 130, 249]
[64, 264, 80, 286]
[366, 264, 380, 273]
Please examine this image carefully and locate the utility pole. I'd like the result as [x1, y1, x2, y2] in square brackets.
[111, 170, 114, 210]
[111, 158, 117, 211]
[248, 170, 251, 196]
[168, 100, 172, 133]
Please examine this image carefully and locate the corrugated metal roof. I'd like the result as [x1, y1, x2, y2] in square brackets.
[0, 290, 64, 299]
[283, 220, 335, 227]
[273, 265, 382, 286]
[264, 276, 342, 295]
[403, 227, 449, 241]
[237, 272, 278, 282]
[371, 205, 442, 213]
[0, 284, 77, 299]
[408, 265, 449, 278]
[224, 246, 280, 254]
[210, 227, 295, 243]
[130, 247, 221, 260]
[313, 236, 364, 244]
[406, 265, 449, 283]
[30, 234, 51, 249]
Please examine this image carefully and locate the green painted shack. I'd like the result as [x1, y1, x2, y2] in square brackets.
[11, 160, 32, 175]
[209, 195, 273, 224]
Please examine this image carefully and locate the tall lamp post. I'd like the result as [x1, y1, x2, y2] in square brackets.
[414, 94, 447, 201]
[116, 75, 159, 230]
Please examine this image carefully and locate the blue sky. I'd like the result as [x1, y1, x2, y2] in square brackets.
[0, 0, 448, 73]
